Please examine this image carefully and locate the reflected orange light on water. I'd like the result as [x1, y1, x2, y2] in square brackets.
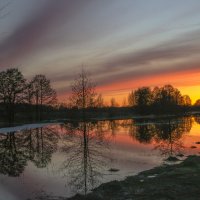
[105, 118, 200, 156]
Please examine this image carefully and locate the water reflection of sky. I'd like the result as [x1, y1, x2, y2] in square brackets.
[0, 117, 200, 200]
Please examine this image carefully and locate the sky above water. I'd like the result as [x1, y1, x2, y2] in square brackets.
[1, 0, 200, 104]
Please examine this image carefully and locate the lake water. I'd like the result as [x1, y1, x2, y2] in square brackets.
[0, 116, 200, 200]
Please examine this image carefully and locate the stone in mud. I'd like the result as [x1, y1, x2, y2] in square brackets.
[108, 168, 120, 172]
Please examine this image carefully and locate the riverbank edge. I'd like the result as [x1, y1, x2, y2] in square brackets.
[67, 155, 200, 200]
[1, 111, 199, 128]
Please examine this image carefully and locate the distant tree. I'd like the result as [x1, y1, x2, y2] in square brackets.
[181, 95, 191, 106]
[122, 97, 127, 107]
[24, 81, 35, 104]
[194, 99, 200, 106]
[154, 85, 182, 106]
[134, 87, 153, 113]
[70, 69, 96, 110]
[152, 86, 160, 102]
[110, 97, 118, 107]
[0, 68, 26, 123]
[128, 85, 191, 114]
[152, 85, 184, 113]
[31, 75, 57, 119]
[128, 90, 135, 107]
[95, 94, 104, 108]
[31, 75, 57, 105]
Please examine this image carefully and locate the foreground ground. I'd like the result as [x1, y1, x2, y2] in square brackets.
[66, 156, 200, 200]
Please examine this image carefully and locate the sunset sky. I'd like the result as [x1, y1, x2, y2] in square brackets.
[1, 0, 200, 104]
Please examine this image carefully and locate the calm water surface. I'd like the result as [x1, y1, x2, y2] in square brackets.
[1, 117, 200, 200]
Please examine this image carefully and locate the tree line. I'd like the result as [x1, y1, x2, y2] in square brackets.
[68, 69, 200, 116]
[127, 85, 192, 114]
[0, 68, 57, 124]
[0, 67, 200, 124]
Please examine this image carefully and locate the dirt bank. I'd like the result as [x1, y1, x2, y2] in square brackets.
[68, 156, 200, 200]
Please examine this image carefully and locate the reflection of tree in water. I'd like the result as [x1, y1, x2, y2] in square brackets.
[26, 127, 59, 168]
[108, 120, 119, 136]
[194, 116, 200, 125]
[128, 119, 156, 144]
[154, 117, 192, 157]
[0, 132, 27, 176]
[0, 127, 59, 176]
[128, 117, 192, 157]
[61, 121, 110, 195]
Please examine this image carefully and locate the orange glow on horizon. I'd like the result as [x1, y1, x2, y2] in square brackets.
[98, 68, 200, 105]
[58, 68, 200, 105]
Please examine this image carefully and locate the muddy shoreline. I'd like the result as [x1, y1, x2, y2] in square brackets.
[67, 156, 200, 200]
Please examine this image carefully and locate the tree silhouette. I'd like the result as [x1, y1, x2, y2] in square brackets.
[69, 68, 97, 120]
[31, 74, 57, 120]
[181, 95, 191, 106]
[152, 85, 183, 112]
[127, 85, 191, 114]
[0, 68, 26, 124]
[194, 99, 200, 106]
[110, 97, 118, 107]
[128, 91, 135, 107]
[134, 87, 153, 113]
[70, 69, 96, 108]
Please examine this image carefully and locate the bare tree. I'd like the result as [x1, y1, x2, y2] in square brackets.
[31, 74, 57, 119]
[24, 81, 35, 104]
[70, 69, 96, 115]
[0, 68, 26, 124]
[31, 75, 57, 106]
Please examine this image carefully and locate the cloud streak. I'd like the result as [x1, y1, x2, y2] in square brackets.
[51, 28, 200, 94]
[0, 0, 200, 101]
[0, 0, 87, 67]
